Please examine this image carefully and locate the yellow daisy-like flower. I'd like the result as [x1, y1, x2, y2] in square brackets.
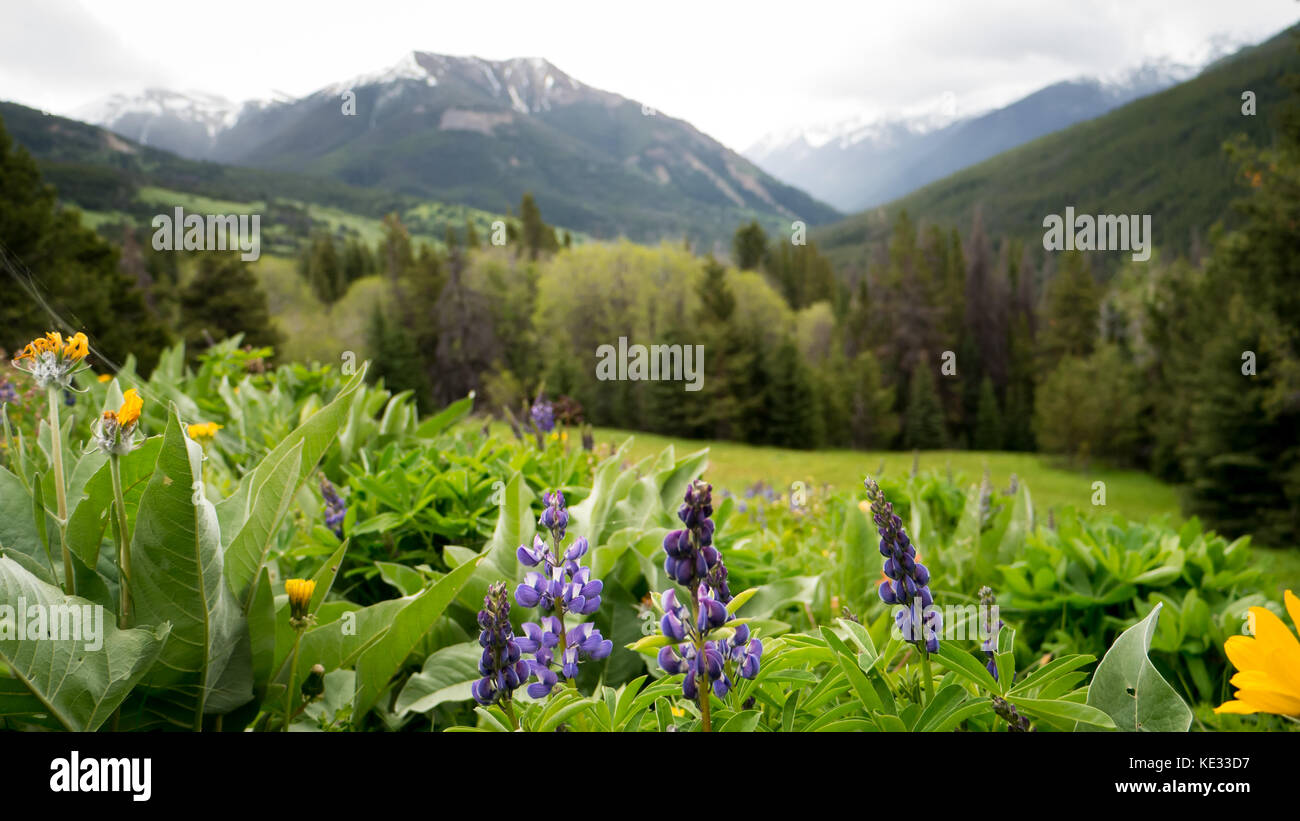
[63, 332, 88, 361]
[116, 389, 143, 427]
[1214, 590, 1300, 718]
[12, 331, 90, 388]
[187, 421, 223, 441]
[94, 388, 144, 455]
[285, 578, 316, 624]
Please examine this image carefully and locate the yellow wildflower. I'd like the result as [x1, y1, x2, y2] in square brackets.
[63, 332, 88, 360]
[285, 578, 317, 625]
[116, 389, 143, 427]
[187, 421, 223, 441]
[1214, 590, 1300, 718]
[97, 374, 112, 383]
[94, 388, 144, 455]
[11, 331, 89, 388]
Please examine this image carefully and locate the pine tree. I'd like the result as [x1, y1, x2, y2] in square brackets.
[179, 253, 282, 354]
[763, 338, 824, 449]
[903, 362, 946, 449]
[366, 301, 431, 406]
[731, 220, 768, 271]
[972, 376, 1003, 450]
[1039, 251, 1099, 368]
[0, 116, 170, 372]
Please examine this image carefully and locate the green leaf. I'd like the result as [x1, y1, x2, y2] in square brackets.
[1082, 602, 1192, 732]
[1009, 696, 1115, 729]
[375, 561, 426, 597]
[395, 641, 482, 714]
[934, 642, 1000, 693]
[719, 710, 761, 732]
[352, 555, 482, 717]
[215, 364, 367, 552]
[223, 441, 304, 607]
[414, 394, 475, 439]
[0, 556, 170, 731]
[129, 409, 249, 727]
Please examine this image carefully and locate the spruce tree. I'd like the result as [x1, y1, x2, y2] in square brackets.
[731, 220, 768, 271]
[179, 253, 282, 354]
[903, 363, 946, 450]
[0, 116, 170, 372]
[972, 376, 1003, 450]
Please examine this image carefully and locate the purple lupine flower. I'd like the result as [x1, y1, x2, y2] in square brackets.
[656, 479, 762, 704]
[663, 481, 720, 587]
[0, 378, 16, 405]
[320, 475, 346, 539]
[865, 477, 940, 654]
[472, 582, 530, 706]
[514, 488, 610, 697]
[530, 398, 555, 433]
[979, 586, 1004, 680]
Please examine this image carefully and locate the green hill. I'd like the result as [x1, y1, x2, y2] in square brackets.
[815, 25, 1300, 272]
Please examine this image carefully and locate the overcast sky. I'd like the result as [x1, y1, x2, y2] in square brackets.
[1, 0, 1296, 150]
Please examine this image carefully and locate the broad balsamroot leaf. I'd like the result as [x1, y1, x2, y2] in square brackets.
[1082, 602, 1193, 732]
[0, 556, 169, 731]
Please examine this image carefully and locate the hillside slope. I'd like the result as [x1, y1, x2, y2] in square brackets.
[815, 26, 1299, 272]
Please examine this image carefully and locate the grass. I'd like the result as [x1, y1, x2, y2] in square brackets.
[590, 427, 1183, 523]
[587, 427, 1300, 591]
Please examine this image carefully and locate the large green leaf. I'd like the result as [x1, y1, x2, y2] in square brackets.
[65, 437, 163, 569]
[352, 556, 482, 717]
[222, 441, 304, 606]
[0, 465, 55, 584]
[456, 471, 535, 610]
[0, 556, 170, 731]
[128, 409, 249, 727]
[394, 641, 482, 715]
[215, 364, 367, 552]
[1082, 602, 1192, 732]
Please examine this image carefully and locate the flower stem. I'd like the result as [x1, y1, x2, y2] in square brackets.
[110, 455, 132, 628]
[47, 387, 73, 595]
[503, 698, 519, 730]
[283, 629, 303, 732]
[691, 586, 712, 733]
[920, 647, 935, 705]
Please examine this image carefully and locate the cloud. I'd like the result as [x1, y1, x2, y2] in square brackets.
[0, 0, 1294, 150]
[0, 0, 167, 112]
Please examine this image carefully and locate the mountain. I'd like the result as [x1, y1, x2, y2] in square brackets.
[0, 99, 506, 255]
[72, 53, 839, 244]
[813, 25, 1300, 274]
[746, 58, 1215, 212]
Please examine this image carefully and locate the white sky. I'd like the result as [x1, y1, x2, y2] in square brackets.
[1, 0, 1297, 151]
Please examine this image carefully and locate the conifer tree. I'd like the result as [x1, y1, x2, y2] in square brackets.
[179, 253, 282, 354]
[903, 361, 946, 450]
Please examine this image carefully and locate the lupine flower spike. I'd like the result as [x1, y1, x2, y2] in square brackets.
[473, 582, 530, 714]
[865, 477, 941, 655]
[979, 586, 1004, 681]
[514, 490, 612, 697]
[320, 475, 347, 539]
[656, 480, 762, 729]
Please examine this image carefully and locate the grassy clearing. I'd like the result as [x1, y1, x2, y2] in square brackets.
[590, 427, 1182, 522]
